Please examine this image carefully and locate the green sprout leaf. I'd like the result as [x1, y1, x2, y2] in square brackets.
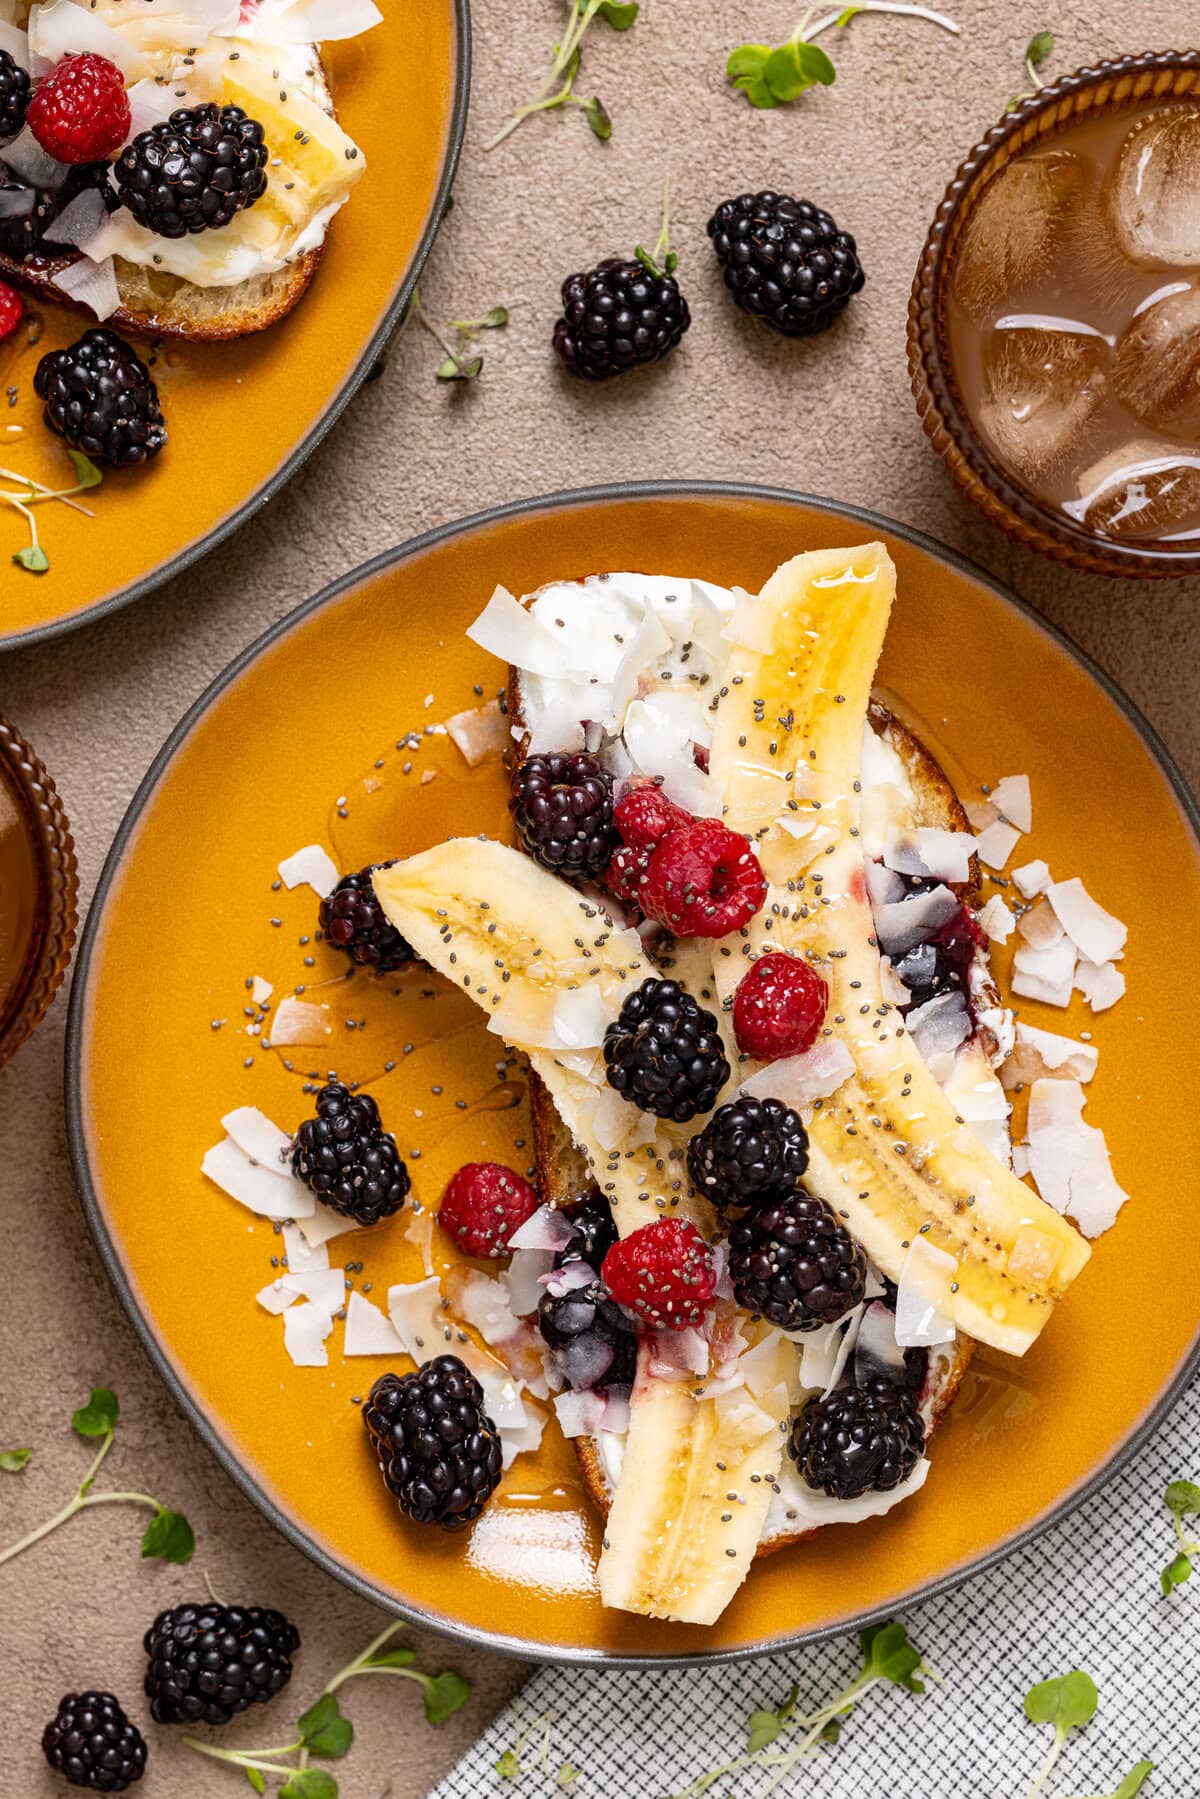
[596, 0, 638, 27]
[279, 1772, 337, 1799]
[0, 1449, 31, 1472]
[420, 1669, 472, 1725]
[1024, 1669, 1098, 1730]
[1161, 1551, 1192, 1594]
[860, 1621, 926, 1693]
[246, 1772, 266, 1795]
[556, 1766, 580, 1788]
[585, 94, 612, 139]
[366, 1647, 417, 1669]
[1165, 1480, 1200, 1514]
[495, 1747, 521, 1778]
[481, 306, 510, 329]
[140, 1508, 195, 1565]
[1026, 29, 1054, 68]
[72, 1388, 119, 1439]
[746, 1682, 798, 1752]
[836, 5, 861, 22]
[726, 42, 770, 79]
[297, 1693, 354, 1759]
[67, 449, 103, 490]
[13, 544, 49, 573]
[1111, 1763, 1155, 1798]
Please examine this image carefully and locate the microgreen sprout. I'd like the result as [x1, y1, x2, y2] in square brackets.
[494, 1711, 562, 1784]
[664, 1621, 933, 1798]
[0, 1448, 32, 1472]
[727, 3, 959, 110]
[182, 1620, 471, 1796]
[485, 0, 638, 151]
[2, 447, 103, 574]
[1160, 1478, 1200, 1594]
[634, 179, 679, 282]
[1021, 1671, 1098, 1799]
[403, 287, 509, 382]
[0, 1389, 194, 1569]
[1007, 30, 1055, 110]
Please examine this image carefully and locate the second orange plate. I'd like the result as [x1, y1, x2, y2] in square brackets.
[67, 485, 1200, 1664]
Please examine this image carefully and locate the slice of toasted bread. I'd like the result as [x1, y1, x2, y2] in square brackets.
[0, 58, 334, 340]
[506, 596, 991, 1561]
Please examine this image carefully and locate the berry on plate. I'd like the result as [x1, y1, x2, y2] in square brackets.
[34, 329, 167, 469]
[115, 103, 268, 237]
[789, 1377, 925, 1500]
[510, 750, 616, 880]
[439, 1161, 539, 1259]
[732, 952, 829, 1060]
[0, 47, 31, 141]
[728, 1190, 866, 1332]
[601, 1216, 717, 1330]
[687, 1094, 809, 1219]
[319, 863, 414, 972]
[0, 280, 22, 342]
[363, 1357, 503, 1528]
[291, 1081, 410, 1226]
[603, 977, 730, 1122]
[27, 54, 131, 164]
[641, 817, 767, 937]
[612, 783, 689, 848]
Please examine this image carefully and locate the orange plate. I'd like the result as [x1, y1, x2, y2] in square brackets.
[67, 487, 1200, 1664]
[0, 1, 467, 652]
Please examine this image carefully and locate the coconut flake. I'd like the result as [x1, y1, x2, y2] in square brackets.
[1013, 860, 1051, 898]
[853, 1299, 908, 1384]
[1017, 899, 1065, 951]
[1012, 938, 1077, 1007]
[268, 997, 331, 1046]
[404, 1205, 435, 1278]
[256, 1279, 296, 1316]
[992, 774, 1032, 833]
[977, 894, 1015, 943]
[0, 23, 37, 72]
[42, 185, 109, 253]
[282, 1221, 329, 1273]
[500, 1406, 546, 1470]
[234, 0, 383, 40]
[387, 1276, 452, 1361]
[622, 699, 716, 817]
[723, 587, 777, 653]
[343, 1291, 406, 1356]
[799, 1306, 864, 1394]
[202, 1136, 312, 1220]
[878, 955, 910, 1005]
[446, 701, 510, 767]
[974, 819, 1021, 870]
[508, 1203, 577, 1253]
[541, 1261, 594, 1299]
[296, 1206, 361, 1249]
[1, 124, 68, 190]
[906, 991, 970, 1061]
[282, 1300, 335, 1367]
[740, 1037, 854, 1109]
[30, 0, 152, 75]
[866, 860, 905, 908]
[1074, 958, 1126, 1012]
[52, 253, 120, 320]
[468, 585, 568, 678]
[251, 975, 273, 1005]
[651, 1327, 709, 1378]
[277, 843, 339, 897]
[281, 1267, 345, 1311]
[884, 826, 976, 885]
[894, 1238, 957, 1346]
[505, 1247, 555, 1318]
[221, 1105, 291, 1172]
[526, 696, 586, 756]
[550, 985, 609, 1051]
[965, 798, 999, 832]
[1026, 1079, 1129, 1237]
[606, 609, 673, 730]
[1047, 877, 1127, 966]
[873, 883, 961, 955]
[1002, 1022, 1098, 1088]
[457, 1269, 524, 1347]
[554, 1388, 609, 1438]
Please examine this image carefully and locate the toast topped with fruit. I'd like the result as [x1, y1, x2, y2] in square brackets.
[372, 546, 1096, 1626]
[0, 0, 375, 340]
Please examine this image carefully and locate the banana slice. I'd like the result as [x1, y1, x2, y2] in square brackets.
[708, 544, 1090, 1356]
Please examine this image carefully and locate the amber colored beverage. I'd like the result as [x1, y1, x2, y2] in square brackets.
[946, 101, 1200, 545]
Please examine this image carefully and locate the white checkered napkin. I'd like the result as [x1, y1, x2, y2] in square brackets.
[430, 1375, 1200, 1799]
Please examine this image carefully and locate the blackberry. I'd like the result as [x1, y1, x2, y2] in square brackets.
[706, 192, 865, 337]
[557, 1194, 619, 1272]
[789, 1376, 925, 1500]
[553, 255, 690, 380]
[510, 751, 616, 880]
[0, 47, 31, 140]
[538, 1196, 634, 1392]
[363, 1357, 503, 1528]
[319, 864, 413, 972]
[687, 1095, 809, 1219]
[114, 104, 267, 238]
[143, 1603, 299, 1727]
[729, 1190, 866, 1332]
[42, 1693, 147, 1792]
[603, 978, 730, 1123]
[34, 328, 167, 468]
[890, 886, 981, 1014]
[291, 1081, 409, 1225]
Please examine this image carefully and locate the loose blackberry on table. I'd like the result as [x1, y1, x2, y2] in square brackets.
[603, 977, 730, 1122]
[143, 1602, 300, 1727]
[707, 191, 865, 337]
[728, 1190, 866, 1332]
[115, 103, 268, 238]
[363, 1357, 503, 1528]
[790, 1376, 925, 1500]
[510, 750, 616, 879]
[687, 1095, 810, 1220]
[42, 1692, 147, 1793]
[291, 1080, 410, 1225]
[34, 329, 167, 469]
[319, 864, 414, 972]
[553, 183, 690, 380]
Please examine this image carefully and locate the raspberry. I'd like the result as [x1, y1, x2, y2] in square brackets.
[27, 55, 131, 164]
[0, 282, 22, 341]
[613, 784, 689, 848]
[601, 1217, 716, 1329]
[641, 818, 766, 938]
[439, 1162, 539, 1259]
[603, 839, 652, 908]
[732, 953, 829, 1061]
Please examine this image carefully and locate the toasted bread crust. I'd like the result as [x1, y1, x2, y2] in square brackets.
[505, 589, 987, 1561]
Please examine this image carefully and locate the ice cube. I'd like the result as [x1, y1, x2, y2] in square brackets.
[952, 151, 1088, 323]
[1113, 283, 1200, 436]
[980, 323, 1110, 479]
[1070, 442, 1200, 540]
[1107, 107, 1200, 270]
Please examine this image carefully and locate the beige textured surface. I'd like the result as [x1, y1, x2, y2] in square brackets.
[3, 2, 1199, 1793]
